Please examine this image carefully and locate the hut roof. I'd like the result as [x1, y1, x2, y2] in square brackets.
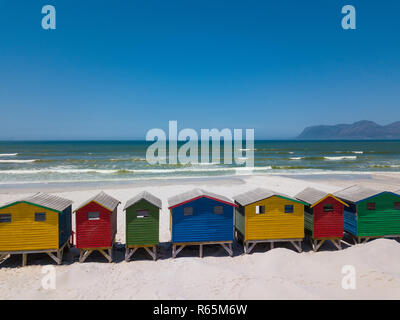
[124, 191, 162, 210]
[168, 188, 236, 209]
[74, 191, 120, 212]
[295, 187, 348, 207]
[334, 185, 381, 203]
[0, 192, 72, 213]
[233, 187, 307, 206]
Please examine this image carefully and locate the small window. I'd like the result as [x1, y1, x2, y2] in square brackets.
[285, 205, 294, 213]
[136, 210, 149, 218]
[88, 212, 100, 220]
[0, 214, 11, 223]
[367, 203, 376, 210]
[256, 205, 265, 214]
[394, 202, 400, 210]
[35, 212, 46, 222]
[214, 206, 223, 214]
[323, 204, 334, 212]
[183, 207, 193, 216]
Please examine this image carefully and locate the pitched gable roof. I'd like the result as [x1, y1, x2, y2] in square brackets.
[233, 187, 306, 206]
[168, 188, 236, 209]
[295, 187, 348, 207]
[124, 191, 162, 210]
[0, 192, 72, 213]
[74, 191, 120, 212]
[334, 185, 381, 203]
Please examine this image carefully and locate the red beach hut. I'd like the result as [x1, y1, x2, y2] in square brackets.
[74, 191, 120, 262]
[295, 187, 348, 251]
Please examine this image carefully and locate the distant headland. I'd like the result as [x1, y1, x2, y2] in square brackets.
[298, 120, 400, 140]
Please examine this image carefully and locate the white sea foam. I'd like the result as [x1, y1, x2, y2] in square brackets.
[290, 157, 303, 160]
[0, 153, 18, 157]
[0, 166, 273, 175]
[324, 156, 357, 161]
[352, 151, 363, 154]
[0, 159, 37, 163]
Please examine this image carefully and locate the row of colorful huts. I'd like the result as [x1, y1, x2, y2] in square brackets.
[1, 185, 400, 266]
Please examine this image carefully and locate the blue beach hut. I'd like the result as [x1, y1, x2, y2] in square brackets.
[167, 189, 237, 258]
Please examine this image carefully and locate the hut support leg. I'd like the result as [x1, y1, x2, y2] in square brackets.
[22, 253, 27, 267]
[331, 239, 342, 250]
[270, 242, 274, 250]
[144, 247, 156, 261]
[220, 243, 233, 257]
[247, 242, 256, 254]
[98, 249, 112, 263]
[312, 240, 325, 252]
[46, 252, 61, 265]
[153, 246, 157, 261]
[125, 248, 138, 262]
[79, 249, 93, 263]
[243, 242, 248, 254]
[176, 245, 185, 258]
[0, 254, 10, 265]
[291, 241, 302, 253]
[199, 244, 203, 258]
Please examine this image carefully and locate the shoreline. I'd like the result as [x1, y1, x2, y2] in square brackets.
[0, 171, 399, 194]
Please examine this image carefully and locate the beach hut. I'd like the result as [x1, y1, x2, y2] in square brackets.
[295, 187, 348, 251]
[334, 185, 400, 243]
[168, 189, 237, 258]
[74, 192, 120, 263]
[124, 191, 162, 261]
[0, 192, 72, 267]
[233, 188, 307, 253]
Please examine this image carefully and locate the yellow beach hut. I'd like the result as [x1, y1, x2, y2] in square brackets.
[233, 188, 307, 253]
[0, 192, 73, 266]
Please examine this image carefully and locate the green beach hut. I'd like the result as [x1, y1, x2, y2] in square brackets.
[123, 191, 162, 261]
[334, 185, 400, 243]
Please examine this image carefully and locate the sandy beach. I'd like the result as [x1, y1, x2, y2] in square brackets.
[0, 172, 400, 299]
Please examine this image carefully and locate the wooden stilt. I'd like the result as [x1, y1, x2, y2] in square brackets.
[22, 253, 27, 267]
[174, 245, 185, 257]
[221, 243, 233, 257]
[199, 244, 203, 258]
[46, 252, 61, 265]
[79, 249, 93, 263]
[290, 240, 302, 253]
[0, 254, 10, 265]
[270, 242, 274, 250]
[98, 249, 112, 263]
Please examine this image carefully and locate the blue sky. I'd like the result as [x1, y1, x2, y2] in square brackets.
[0, 0, 399, 139]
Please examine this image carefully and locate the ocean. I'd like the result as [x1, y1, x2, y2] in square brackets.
[0, 140, 399, 185]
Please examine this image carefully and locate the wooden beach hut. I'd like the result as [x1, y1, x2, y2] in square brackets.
[334, 185, 400, 243]
[124, 191, 162, 261]
[295, 187, 348, 251]
[0, 192, 72, 266]
[168, 189, 237, 258]
[233, 188, 307, 253]
[74, 192, 120, 263]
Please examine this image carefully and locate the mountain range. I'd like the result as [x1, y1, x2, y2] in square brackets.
[298, 121, 400, 140]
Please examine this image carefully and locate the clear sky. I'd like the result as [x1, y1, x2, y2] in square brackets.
[0, 0, 399, 139]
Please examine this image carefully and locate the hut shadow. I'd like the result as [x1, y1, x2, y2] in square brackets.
[0, 246, 77, 269]
[156, 242, 244, 259]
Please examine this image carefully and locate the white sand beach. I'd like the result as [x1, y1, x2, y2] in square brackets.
[0, 173, 400, 299]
